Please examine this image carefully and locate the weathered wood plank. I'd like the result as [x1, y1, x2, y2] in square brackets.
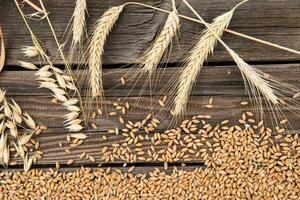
[0, 64, 298, 166]
[0, 64, 299, 129]
[0, 166, 200, 173]
[1, 0, 300, 65]
[1, 64, 299, 97]
[3, 94, 300, 166]
[6, 95, 300, 130]
[7, 120, 300, 166]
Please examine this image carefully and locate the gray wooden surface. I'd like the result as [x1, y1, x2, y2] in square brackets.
[0, 0, 299, 170]
[1, 0, 300, 65]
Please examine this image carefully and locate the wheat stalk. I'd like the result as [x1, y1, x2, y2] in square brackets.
[0, 27, 5, 72]
[116, 2, 179, 110]
[14, 0, 85, 131]
[88, 5, 124, 98]
[124, 1, 300, 56]
[71, 0, 87, 47]
[228, 49, 300, 123]
[35, 65, 84, 132]
[182, 0, 300, 127]
[142, 10, 179, 74]
[171, 8, 235, 116]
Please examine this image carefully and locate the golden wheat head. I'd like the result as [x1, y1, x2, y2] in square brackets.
[142, 10, 180, 74]
[228, 49, 300, 128]
[171, 9, 235, 117]
[71, 0, 87, 47]
[88, 5, 124, 99]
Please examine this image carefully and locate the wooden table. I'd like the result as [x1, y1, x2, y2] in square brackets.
[0, 0, 300, 172]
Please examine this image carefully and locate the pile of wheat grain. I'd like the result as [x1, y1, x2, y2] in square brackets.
[1, 109, 300, 199]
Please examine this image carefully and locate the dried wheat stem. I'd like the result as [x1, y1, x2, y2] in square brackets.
[88, 5, 124, 98]
[14, 0, 49, 61]
[38, 0, 70, 68]
[171, 8, 235, 116]
[142, 10, 179, 74]
[171, 0, 176, 10]
[38, 0, 82, 104]
[15, 0, 85, 128]
[71, 0, 87, 47]
[23, 0, 44, 13]
[124, 1, 300, 56]
[0, 27, 4, 72]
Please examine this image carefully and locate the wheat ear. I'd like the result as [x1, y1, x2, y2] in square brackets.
[88, 5, 124, 98]
[228, 49, 278, 105]
[14, 1, 84, 131]
[183, 0, 300, 126]
[142, 10, 179, 74]
[71, 0, 87, 47]
[171, 8, 236, 116]
[227, 49, 300, 124]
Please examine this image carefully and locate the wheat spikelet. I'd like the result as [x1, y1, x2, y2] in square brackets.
[228, 49, 278, 105]
[71, 0, 87, 47]
[171, 10, 235, 116]
[22, 46, 39, 58]
[88, 5, 124, 98]
[35, 65, 83, 132]
[0, 88, 44, 169]
[227, 48, 300, 125]
[142, 10, 180, 74]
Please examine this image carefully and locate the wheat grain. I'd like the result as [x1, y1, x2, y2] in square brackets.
[91, 123, 98, 129]
[171, 9, 234, 116]
[120, 77, 125, 85]
[88, 5, 124, 98]
[67, 124, 84, 132]
[67, 159, 74, 165]
[18, 61, 38, 70]
[70, 133, 87, 140]
[240, 101, 249, 106]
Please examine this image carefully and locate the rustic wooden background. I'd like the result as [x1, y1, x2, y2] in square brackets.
[0, 0, 300, 171]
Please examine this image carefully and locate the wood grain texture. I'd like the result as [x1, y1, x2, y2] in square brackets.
[0, 0, 300, 65]
[0, 166, 200, 175]
[1, 0, 300, 170]
[1, 64, 300, 97]
[0, 65, 299, 167]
